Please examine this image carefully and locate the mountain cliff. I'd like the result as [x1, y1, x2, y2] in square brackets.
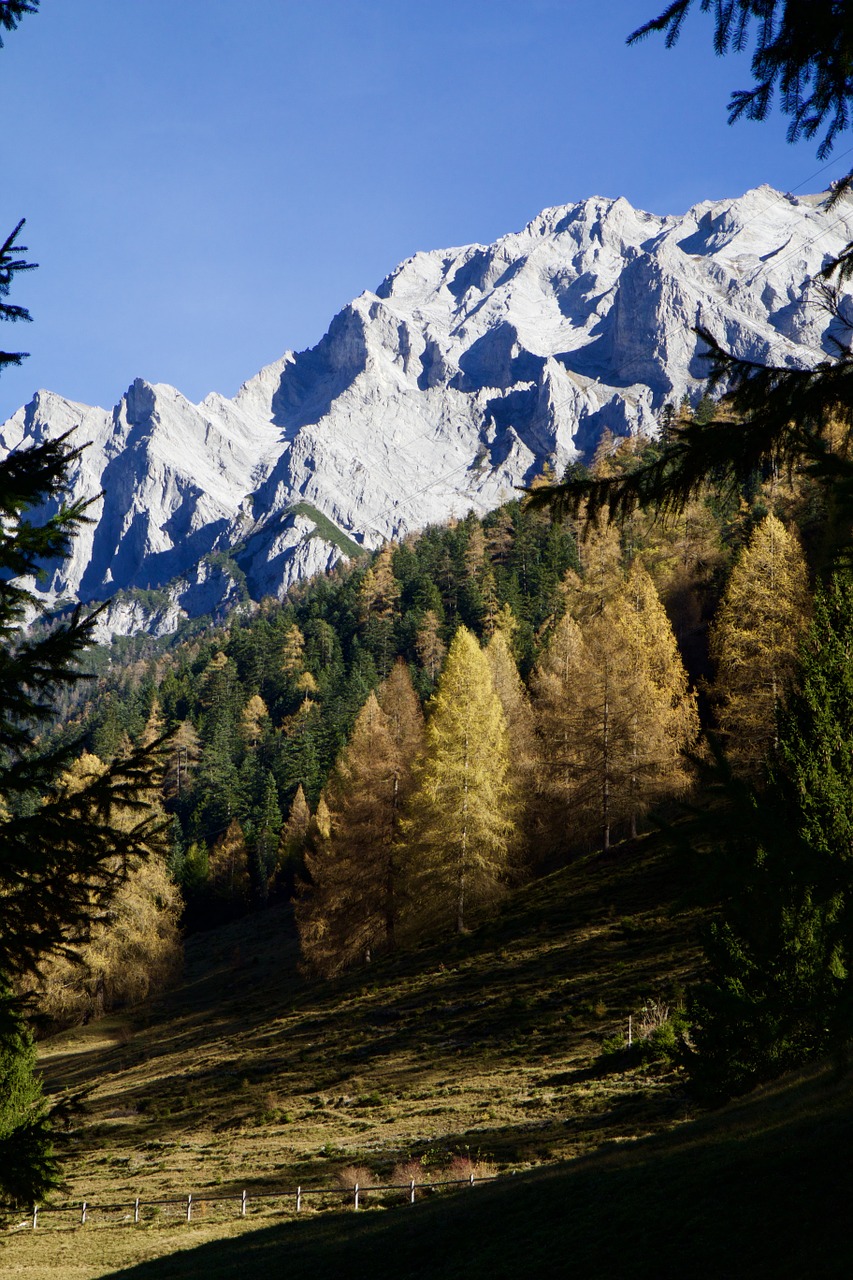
[3, 184, 852, 638]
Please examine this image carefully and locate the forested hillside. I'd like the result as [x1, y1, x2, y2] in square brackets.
[34, 417, 819, 1013]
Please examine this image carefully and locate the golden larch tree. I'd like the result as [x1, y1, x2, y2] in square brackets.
[622, 560, 699, 834]
[486, 623, 538, 857]
[276, 783, 311, 896]
[281, 624, 306, 676]
[240, 694, 269, 749]
[534, 554, 697, 850]
[296, 670, 423, 976]
[32, 752, 181, 1026]
[415, 609, 447, 683]
[208, 818, 252, 906]
[709, 513, 810, 775]
[401, 626, 514, 935]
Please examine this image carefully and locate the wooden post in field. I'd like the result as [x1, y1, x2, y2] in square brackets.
[628, 1015, 633, 1048]
[134, 1198, 140, 1224]
[296, 1186, 302, 1213]
[409, 1179, 415, 1205]
[241, 1189, 247, 1217]
[469, 1173, 475, 1187]
[81, 1201, 87, 1225]
[354, 1182, 360, 1211]
[32, 1205, 38, 1230]
[186, 1194, 193, 1223]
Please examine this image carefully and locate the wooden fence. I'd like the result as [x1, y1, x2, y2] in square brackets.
[21, 1172, 499, 1232]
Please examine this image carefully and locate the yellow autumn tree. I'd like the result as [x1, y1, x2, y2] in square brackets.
[401, 626, 514, 935]
[240, 694, 269, 748]
[534, 547, 697, 850]
[296, 665, 424, 976]
[33, 752, 182, 1026]
[415, 610, 447, 683]
[275, 783, 311, 896]
[486, 622, 538, 858]
[533, 610, 629, 851]
[709, 513, 811, 775]
[281, 624, 306, 676]
[208, 818, 252, 907]
[622, 560, 699, 833]
[164, 719, 201, 803]
[358, 544, 400, 621]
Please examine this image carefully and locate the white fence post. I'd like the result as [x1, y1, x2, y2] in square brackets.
[81, 1201, 87, 1225]
[186, 1194, 192, 1223]
[241, 1189, 247, 1218]
[469, 1173, 475, 1187]
[32, 1205, 38, 1229]
[296, 1186, 302, 1213]
[628, 1014, 633, 1048]
[354, 1182, 360, 1211]
[134, 1198, 140, 1224]
[409, 1179, 415, 1205]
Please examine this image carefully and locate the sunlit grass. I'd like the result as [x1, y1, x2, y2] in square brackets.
[6, 832, 705, 1277]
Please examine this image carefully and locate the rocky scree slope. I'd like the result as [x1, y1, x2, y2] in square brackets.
[2, 184, 852, 639]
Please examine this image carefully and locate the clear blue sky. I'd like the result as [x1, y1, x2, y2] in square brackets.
[0, 0, 849, 422]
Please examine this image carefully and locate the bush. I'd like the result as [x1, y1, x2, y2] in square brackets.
[598, 997, 690, 1069]
[334, 1164, 376, 1204]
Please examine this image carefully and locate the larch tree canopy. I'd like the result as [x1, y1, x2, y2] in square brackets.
[401, 627, 514, 935]
[533, 533, 697, 851]
[709, 513, 811, 774]
[296, 663, 424, 976]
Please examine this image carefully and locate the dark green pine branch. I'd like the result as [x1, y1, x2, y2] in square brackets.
[0, 219, 35, 372]
[629, 1, 853, 159]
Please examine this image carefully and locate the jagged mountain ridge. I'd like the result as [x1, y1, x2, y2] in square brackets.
[3, 183, 852, 640]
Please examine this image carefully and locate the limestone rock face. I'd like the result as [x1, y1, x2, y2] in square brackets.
[3, 185, 852, 638]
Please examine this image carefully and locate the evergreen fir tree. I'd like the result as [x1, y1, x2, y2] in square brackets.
[0, 212, 165, 1203]
[0, 984, 57, 1208]
[251, 771, 283, 901]
[690, 572, 853, 1099]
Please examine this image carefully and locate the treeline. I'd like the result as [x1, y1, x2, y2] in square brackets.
[55, 434, 816, 983]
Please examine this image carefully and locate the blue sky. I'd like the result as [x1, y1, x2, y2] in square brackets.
[1, 0, 850, 421]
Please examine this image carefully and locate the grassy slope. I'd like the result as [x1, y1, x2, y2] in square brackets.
[1, 832, 747, 1277]
[99, 1063, 853, 1279]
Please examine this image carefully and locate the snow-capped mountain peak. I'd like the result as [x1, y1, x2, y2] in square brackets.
[3, 184, 851, 639]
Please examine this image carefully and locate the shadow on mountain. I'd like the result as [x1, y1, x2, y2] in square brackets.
[270, 306, 367, 437]
[451, 323, 544, 393]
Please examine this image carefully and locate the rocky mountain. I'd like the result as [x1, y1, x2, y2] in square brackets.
[3, 184, 852, 640]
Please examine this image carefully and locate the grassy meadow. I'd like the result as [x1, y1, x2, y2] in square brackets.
[3, 831, 708, 1276]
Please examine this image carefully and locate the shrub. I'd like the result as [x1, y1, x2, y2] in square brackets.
[334, 1165, 376, 1204]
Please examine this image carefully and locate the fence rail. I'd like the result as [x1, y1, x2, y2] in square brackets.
[18, 1172, 499, 1232]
